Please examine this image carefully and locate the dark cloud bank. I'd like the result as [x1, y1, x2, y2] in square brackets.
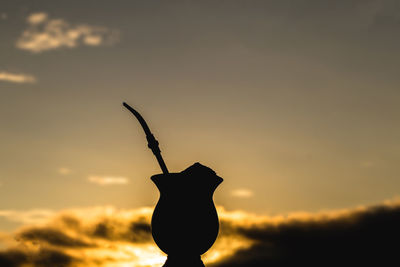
[0, 248, 78, 267]
[213, 203, 400, 267]
[1, 202, 400, 266]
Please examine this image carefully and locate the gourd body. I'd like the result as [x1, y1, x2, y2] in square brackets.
[151, 164, 223, 258]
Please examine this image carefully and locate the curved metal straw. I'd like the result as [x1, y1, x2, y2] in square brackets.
[123, 102, 169, 174]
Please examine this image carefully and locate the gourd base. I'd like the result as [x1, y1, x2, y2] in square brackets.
[162, 255, 205, 267]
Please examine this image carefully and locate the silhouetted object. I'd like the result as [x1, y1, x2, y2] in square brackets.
[122, 103, 223, 267]
[123, 102, 169, 174]
[152, 163, 223, 267]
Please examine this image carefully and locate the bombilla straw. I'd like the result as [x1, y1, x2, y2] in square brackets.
[123, 102, 169, 174]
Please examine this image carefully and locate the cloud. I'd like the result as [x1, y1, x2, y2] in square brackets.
[0, 71, 36, 84]
[0, 13, 7, 20]
[0, 206, 164, 267]
[213, 199, 400, 266]
[1, 200, 400, 266]
[27, 12, 48, 25]
[231, 189, 254, 198]
[88, 176, 129, 186]
[0, 248, 79, 267]
[17, 228, 93, 248]
[16, 12, 120, 53]
[0, 209, 54, 225]
[58, 168, 72, 175]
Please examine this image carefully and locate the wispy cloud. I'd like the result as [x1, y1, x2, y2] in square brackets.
[58, 167, 72, 175]
[231, 189, 254, 198]
[0, 71, 36, 84]
[88, 176, 129, 186]
[16, 12, 120, 53]
[27, 12, 47, 24]
[0, 209, 54, 225]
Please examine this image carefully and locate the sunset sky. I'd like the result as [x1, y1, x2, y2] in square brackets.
[1, 1, 400, 266]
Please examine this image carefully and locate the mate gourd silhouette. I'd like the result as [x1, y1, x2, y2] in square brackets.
[123, 103, 222, 267]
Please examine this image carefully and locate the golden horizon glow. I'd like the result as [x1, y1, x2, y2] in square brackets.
[1, 199, 399, 266]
